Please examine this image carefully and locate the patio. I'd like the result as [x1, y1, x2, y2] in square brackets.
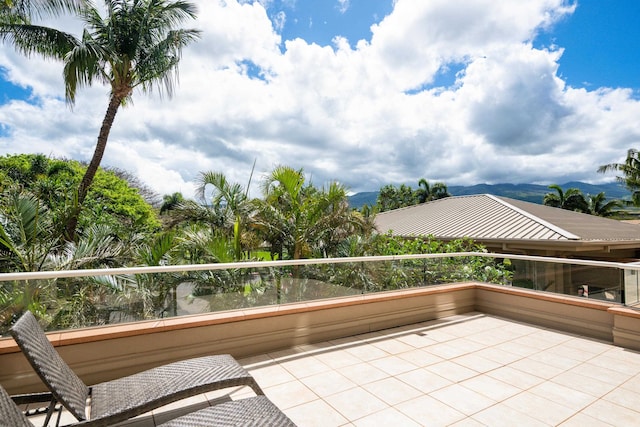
[30, 311, 640, 427]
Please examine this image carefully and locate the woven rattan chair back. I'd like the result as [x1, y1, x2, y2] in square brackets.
[10, 312, 89, 421]
[0, 385, 33, 427]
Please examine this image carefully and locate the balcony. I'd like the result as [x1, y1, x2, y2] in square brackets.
[2, 253, 640, 426]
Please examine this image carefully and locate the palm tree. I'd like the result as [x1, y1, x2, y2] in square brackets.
[195, 171, 252, 260]
[543, 184, 588, 213]
[67, 0, 201, 239]
[253, 166, 307, 260]
[0, 190, 59, 273]
[398, 184, 416, 207]
[598, 148, 640, 205]
[376, 184, 400, 212]
[542, 184, 564, 208]
[430, 182, 451, 200]
[2, 0, 201, 240]
[159, 192, 185, 215]
[253, 166, 364, 261]
[586, 192, 623, 217]
[163, 172, 259, 261]
[563, 189, 589, 213]
[312, 181, 367, 257]
[127, 231, 181, 318]
[416, 179, 431, 204]
[416, 179, 451, 203]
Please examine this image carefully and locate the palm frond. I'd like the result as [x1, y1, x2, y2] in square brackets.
[0, 22, 76, 58]
[1, 0, 84, 21]
[135, 27, 200, 97]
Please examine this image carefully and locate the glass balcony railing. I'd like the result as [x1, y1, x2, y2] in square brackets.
[1, 252, 638, 336]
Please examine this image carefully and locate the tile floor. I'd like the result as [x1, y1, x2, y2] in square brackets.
[29, 312, 640, 426]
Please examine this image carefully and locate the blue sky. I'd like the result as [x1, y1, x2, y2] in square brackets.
[0, 67, 31, 104]
[278, 1, 393, 49]
[1, 0, 640, 196]
[534, 0, 640, 91]
[270, 0, 640, 91]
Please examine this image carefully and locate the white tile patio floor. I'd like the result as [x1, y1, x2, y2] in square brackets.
[32, 312, 640, 426]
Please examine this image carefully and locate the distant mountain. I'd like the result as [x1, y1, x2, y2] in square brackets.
[348, 191, 379, 209]
[348, 182, 630, 209]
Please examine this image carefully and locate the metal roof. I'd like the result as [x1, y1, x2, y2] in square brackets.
[374, 194, 640, 242]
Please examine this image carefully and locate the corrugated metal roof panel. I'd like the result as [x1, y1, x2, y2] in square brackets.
[374, 194, 640, 242]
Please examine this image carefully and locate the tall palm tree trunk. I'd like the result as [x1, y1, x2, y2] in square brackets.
[65, 93, 122, 240]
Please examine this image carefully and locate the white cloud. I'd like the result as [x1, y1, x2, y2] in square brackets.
[272, 11, 286, 32]
[336, 0, 350, 14]
[1, 0, 638, 199]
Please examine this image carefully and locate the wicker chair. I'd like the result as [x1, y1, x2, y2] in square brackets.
[10, 311, 274, 427]
[155, 395, 296, 427]
[0, 384, 32, 427]
[0, 384, 296, 427]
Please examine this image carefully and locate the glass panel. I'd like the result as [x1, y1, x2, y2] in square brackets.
[508, 259, 624, 302]
[624, 269, 640, 305]
[0, 254, 630, 336]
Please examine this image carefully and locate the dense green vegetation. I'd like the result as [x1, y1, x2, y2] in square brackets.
[0, 154, 162, 328]
[375, 179, 451, 212]
[0, 154, 160, 235]
[542, 184, 623, 217]
[0, 155, 510, 333]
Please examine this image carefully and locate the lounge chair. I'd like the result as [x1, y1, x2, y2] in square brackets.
[0, 384, 296, 427]
[0, 384, 32, 427]
[154, 395, 296, 426]
[10, 311, 271, 427]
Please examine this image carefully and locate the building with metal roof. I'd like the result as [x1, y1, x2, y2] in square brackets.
[374, 194, 640, 260]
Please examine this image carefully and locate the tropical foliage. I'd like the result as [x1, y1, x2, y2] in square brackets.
[586, 192, 624, 217]
[252, 166, 367, 260]
[0, 154, 161, 328]
[598, 148, 640, 206]
[543, 184, 589, 212]
[0, 0, 82, 48]
[417, 178, 451, 203]
[542, 184, 622, 217]
[305, 233, 511, 295]
[0, 157, 509, 333]
[1, 0, 201, 239]
[376, 179, 451, 212]
[0, 154, 161, 234]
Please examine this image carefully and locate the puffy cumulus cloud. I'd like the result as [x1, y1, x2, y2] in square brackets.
[460, 44, 571, 154]
[0, 87, 108, 155]
[103, 139, 209, 197]
[1, 0, 639, 199]
[366, 0, 576, 91]
[189, 1, 281, 66]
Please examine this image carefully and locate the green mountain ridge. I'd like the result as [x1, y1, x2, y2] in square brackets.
[348, 182, 630, 209]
